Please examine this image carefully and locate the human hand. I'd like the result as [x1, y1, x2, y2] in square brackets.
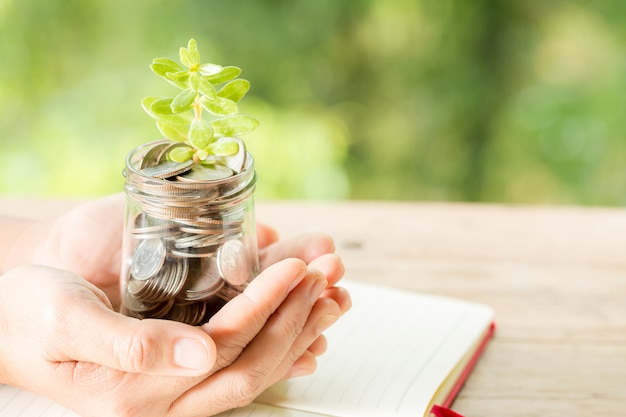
[0, 257, 350, 417]
[17, 194, 345, 311]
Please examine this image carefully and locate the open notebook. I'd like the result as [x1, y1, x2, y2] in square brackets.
[0, 281, 494, 417]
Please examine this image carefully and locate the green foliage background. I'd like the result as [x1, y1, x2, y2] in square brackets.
[1, 1, 625, 205]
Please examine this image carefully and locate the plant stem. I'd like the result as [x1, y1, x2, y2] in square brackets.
[193, 94, 202, 120]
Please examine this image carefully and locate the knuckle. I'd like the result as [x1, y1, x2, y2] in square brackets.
[278, 309, 307, 340]
[213, 335, 249, 370]
[115, 331, 156, 373]
[226, 366, 272, 408]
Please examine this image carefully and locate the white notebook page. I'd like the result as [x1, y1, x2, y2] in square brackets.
[256, 281, 493, 417]
[0, 385, 80, 417]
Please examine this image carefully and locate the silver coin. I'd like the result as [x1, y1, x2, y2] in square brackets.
[223, 137, 247, 173]
[123, 286, 159, 313]
[140, 142, 171, 169]
[174, 233, 225, 249]
[147, 298, 176, 319]
[168, 257, 189, 299]
[141, 160, 193, 179]
[217, 239, 251, 286]
[166, 301, 208, 325]
[176, 164, 233, 182]
[131, 238, 166, 280]
[182, 257, 224, 301]
[215, 163, 254, 198]
[157, 142, 194, 164]
[132, 222, 180, 239]
[150, 259, 187, 302]
[170, 248, 217, 258]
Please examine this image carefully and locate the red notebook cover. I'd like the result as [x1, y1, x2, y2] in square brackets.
[431, 322, 496, 417]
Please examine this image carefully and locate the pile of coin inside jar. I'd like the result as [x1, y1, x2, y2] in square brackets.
[120, 139, 259, 325]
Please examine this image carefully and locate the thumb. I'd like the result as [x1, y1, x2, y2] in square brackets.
[61, 301, 217, 377]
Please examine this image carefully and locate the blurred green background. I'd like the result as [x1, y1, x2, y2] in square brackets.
[1, 1, 625, 204]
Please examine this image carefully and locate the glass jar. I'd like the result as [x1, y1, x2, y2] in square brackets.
[120, 139, 259, 325]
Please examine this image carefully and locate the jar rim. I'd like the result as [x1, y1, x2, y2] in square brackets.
[124, 139, 255, 188]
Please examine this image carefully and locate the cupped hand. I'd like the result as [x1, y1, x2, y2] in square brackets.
[23, 194, 347, 311]
[0, 257, 349, 417]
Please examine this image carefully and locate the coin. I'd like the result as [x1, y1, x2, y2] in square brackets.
[140, 142, 171, 169]
[131, 238, 166, 280]
[165, 301, 208, 325]
[181, 257, 224, 301]
[223, 137, 247, 173]
[141, 160, 193, 179]
[123, 286, 159, 313]
[132, 222, 180, 239]
[157, 142, 194, 164]
[217, 239, 250, 286]
[177, 164, 234, 182]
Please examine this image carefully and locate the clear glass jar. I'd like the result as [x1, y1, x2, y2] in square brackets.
[120, 139, 259, 325]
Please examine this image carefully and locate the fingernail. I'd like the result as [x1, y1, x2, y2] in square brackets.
[174, 338, 209, 371]
[309, 276, 328, 303]
[317, 314, 340, 333]
[288, 265, 308, 292]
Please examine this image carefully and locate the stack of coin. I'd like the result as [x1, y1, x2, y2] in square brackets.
[121, 139, 259, 325]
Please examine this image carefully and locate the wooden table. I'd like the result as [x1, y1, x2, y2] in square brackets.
[1, 198, 625, 417]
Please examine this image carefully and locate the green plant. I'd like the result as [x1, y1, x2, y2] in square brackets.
[141, 38, 258, 169]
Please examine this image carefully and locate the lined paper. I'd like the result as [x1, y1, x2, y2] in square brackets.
[217, 403, 329, 417]
[256, 281, 493, 417]
[0, 385, 80, 417]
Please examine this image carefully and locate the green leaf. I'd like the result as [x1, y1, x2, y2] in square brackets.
[199, 63, 223, 77]
[199, 96, 238, 116]
[156, 117, 189, 142]
[180, 39, 200, 68]
[141, 96, 162, 119]
[217, 79, 250, 103]
[170, 88, 196, 113]
[166, 70, 190, 85]
[188, 118, 214, 150]
[211, 115, 259, 137]
[150, 58, 184, 77]
[208, 137, 239, 156]
[196, 149, 210, 161]
[189, 71, 200, 91]
[169, 145, 194, 162]
[203, 66, 241, 85]
[150, 59, 187, 88]
[187, 38, 201, 64]
[179, 47, 193, 67]
[198, 78, 217, 98]
[150, 97, 175, 115]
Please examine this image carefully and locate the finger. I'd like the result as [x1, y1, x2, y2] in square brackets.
[59, 299, 217, 377]
[307, 253, 345, 288]
[282, 350, 318, 379]
[307, 334, 328, 357]
[201, 258, 308, 371]
[234, 270, 328, 375]
[277, 297, 343, 381]
[172, 270, 328, 415]
[256, 223, 279, 249]
[321, 286, 353, 315]
[267, 295, 341, 383]
[259, 233, 335, 271]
